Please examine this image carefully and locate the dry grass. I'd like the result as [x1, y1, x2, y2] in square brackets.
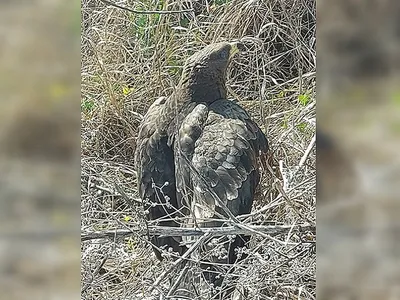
[81, 0, 316, 299]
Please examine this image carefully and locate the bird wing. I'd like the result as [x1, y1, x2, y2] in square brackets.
[174, 103, 209, 212]
[175, 100, 268, 226]
[209, 99, 268, 155]
[134, 97, 183, 259]
[135, 97, 175, 202]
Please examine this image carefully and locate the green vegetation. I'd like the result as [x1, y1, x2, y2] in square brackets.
[122, 85, 134, 96]
[296, 121, 308, 133]
[281, 115, 289, 129]
[298, 93, 310, 106]
[126, 236, 136, 251]
[81, 98, 95, 113]
[215, 0, 231, 5]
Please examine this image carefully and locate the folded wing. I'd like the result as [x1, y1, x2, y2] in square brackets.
[134, 97, 185, 260]
[175, 99, 268, 224]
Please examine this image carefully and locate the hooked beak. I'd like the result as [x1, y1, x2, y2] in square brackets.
[229, 41, 245, 59]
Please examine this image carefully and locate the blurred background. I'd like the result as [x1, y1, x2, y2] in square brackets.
[318, 0, 400, 299]
[0, 0, 399, 299]
[0, 1, 81, 299]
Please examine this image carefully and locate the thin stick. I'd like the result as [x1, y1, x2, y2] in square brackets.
[299, 133, 316, 168]
[149, 232, 211, 294]
[81, 224, 315, 241]
[166, 265, 190, 297]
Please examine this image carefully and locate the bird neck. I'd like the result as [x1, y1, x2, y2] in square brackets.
[177, 71, 227, 103]
[183, 82, 227, 103]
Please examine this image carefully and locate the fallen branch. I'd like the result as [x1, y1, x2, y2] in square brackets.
[81, 224, 315, 241]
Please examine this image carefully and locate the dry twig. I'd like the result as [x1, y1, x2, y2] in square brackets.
[81, 224, 315, 241]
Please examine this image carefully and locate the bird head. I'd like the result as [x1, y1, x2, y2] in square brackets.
[186, 41, 244, 71]
[179, 41, 244, 102]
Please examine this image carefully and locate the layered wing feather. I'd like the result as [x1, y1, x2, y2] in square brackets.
[134, 97, 185, 260]
[175, 99, 268, 226]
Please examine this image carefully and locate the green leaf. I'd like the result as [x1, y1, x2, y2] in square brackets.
[81, 99, 95, 113]
[298, 94, 310, 106]
[136, 15, 147, 27]
[122, 86, 134, 95]
[281, 117, 288, 129]
[296, 122, 307, 133]
[123, 215, 132, 222]
[126, 237, 135, 250]
[152, 13, 160, 23]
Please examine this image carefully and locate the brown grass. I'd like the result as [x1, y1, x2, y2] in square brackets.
[81, 0, 316, 299]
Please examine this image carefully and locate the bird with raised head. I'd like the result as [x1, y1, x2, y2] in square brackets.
[134, 41, 268, 298]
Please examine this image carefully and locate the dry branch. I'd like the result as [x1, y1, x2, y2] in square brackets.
[81, 224, 315, 241]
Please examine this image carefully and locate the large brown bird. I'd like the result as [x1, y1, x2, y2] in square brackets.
[134, 42, 268, 296]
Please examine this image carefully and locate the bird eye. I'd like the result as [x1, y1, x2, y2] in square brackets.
[219, 49, 229, 59]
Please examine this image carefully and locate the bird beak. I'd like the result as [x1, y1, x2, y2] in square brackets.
[229, 41, 244, 59]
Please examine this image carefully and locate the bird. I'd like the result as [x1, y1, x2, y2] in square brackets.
[134, 41, 269, 296]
